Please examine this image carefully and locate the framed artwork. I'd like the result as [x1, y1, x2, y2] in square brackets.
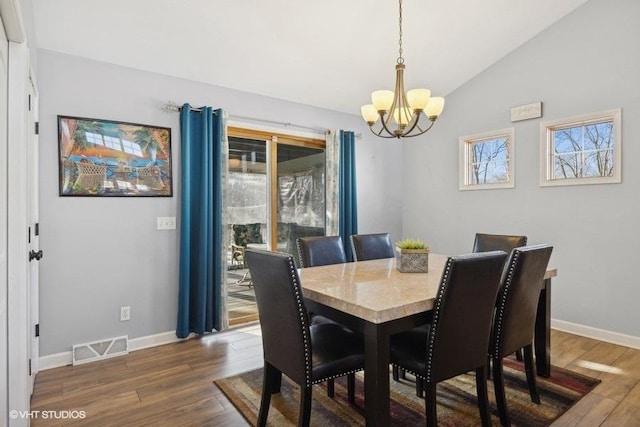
[58, 115, 172, 196]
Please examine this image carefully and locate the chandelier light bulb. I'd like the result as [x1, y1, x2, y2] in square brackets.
[425, 97, 445, 119]
[393, 107, 412, 126]
[361, 104, 379, 124]
[406, 89, 431, 111]
[371, 90, 394, 112]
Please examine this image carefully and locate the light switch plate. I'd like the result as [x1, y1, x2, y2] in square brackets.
[157, 216, 176, 230]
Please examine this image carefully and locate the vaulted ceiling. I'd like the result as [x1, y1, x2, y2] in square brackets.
[32, 0, 589, 115]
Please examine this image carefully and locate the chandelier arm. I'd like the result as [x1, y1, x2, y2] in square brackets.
[404, 117, 437, 138]
[369, 124, 400, 139]
[379, 113, 402, 138]
[400, 111, 424, 136]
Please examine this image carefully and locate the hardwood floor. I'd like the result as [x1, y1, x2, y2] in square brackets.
[30, 327, 640, 426]
[227, 268, 258, 326]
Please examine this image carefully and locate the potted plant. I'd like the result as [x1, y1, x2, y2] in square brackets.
[395, 238, 430, 273]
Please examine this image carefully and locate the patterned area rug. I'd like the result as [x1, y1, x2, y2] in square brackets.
[214, 358, 599, 426]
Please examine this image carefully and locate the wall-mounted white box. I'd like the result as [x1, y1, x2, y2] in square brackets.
[157, 217, 176, 230]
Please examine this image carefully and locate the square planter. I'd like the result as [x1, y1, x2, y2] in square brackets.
[395, 247, 429, 273]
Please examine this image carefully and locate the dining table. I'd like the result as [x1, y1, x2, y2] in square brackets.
[298, 253, 557, 427]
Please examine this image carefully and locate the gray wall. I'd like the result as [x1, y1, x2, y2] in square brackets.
[404, 0, 640, 337]
[37, 50, 403, 356]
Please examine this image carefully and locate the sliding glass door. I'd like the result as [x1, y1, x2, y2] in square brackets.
[225, 128, 325, 325]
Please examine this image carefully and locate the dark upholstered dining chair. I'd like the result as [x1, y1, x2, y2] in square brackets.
[296, 234, 350, 396]
[245, 249, 364, 427]
[472, 233, 527, 254]
[473, 232, 528, 361]
[296, 235, 347, 268]
[390, 251, 508, 427]
[490, 244, 553, 427]
[350, 233, 395, 261]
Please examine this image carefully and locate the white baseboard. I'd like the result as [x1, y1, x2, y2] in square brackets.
[552, 319, 640, 349]
[38, 330, 188, 371]
[39, 321, 640, 371]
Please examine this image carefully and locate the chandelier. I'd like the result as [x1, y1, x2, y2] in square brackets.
[361, 0, 445, 139]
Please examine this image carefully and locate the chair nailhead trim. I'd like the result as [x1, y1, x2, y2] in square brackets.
[311, 367, 363, 385]
[296, 240, 306, 268]
[391, 364, 425, 381]
[284, 256, 313, 386]
[425, 258, 453, 382]
[493, 249, 520, 358]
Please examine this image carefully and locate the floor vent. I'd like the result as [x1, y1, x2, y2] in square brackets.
[72, 335, 129, 365]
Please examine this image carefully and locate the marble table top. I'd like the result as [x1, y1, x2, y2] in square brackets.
[298, 254, 557, 324]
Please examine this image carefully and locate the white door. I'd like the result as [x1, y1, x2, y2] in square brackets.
[27, 76, 40, 393]
[0, 14, 10, 423]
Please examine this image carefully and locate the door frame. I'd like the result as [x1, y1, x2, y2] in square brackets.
[7, 38, 32, 424]
[0, 12, 9, 424]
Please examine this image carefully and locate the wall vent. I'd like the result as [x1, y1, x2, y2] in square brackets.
[72, 335, 129, 365]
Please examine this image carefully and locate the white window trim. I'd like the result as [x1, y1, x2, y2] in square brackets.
[539, 109, 621, 187]
[459, 127, 515, 191]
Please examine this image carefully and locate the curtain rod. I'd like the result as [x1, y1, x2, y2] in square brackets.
[162, 101, 362, 139]
[162, 101, 325, 134]
[161, 101, 212, 114]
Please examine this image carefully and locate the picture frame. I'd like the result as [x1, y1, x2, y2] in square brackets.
[58, 115, 173, 197]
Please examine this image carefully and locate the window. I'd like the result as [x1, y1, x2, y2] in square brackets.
[85, 132, 103, 146]
[459, 128, 514, 190]
[540, 109, 621, 186]
[102, 135, 122, 151]
[122, 139, 143, 157]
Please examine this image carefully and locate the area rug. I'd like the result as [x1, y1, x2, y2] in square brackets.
[214, 357, 599, 426]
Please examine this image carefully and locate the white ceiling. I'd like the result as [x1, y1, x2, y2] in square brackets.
[31, 0, 589, 115]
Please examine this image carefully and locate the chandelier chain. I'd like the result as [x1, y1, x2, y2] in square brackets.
[397, 0, 404, 64]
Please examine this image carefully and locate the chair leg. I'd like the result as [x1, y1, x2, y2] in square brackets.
[392, 365, 407, 380]
[416, 377, 424, 398]
[475, 366, 491, 427]
[492, 357, 511, 427]
[347, 373, 356, 404]
[299, 385, 312, 427]
[272, 368, 282, 394]
[523, 344, 541, 404]
[258, 362, 279, 426]
[327, 378, 335, 398]
[515, 348, 523, 361]
[424, 382, 437, 426]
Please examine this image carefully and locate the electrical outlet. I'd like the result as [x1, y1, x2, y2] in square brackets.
[120, 306, 131, 321]
[157, 216, 176, 230]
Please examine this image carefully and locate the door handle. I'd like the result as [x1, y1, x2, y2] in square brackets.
[29, 250, 43, 262]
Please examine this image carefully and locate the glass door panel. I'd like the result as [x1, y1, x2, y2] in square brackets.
[276, 144, 325, 264]
[227, 137, 267, 280]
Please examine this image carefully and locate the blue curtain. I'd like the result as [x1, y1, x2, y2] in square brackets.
[176, 104, 223, 338]
[339, 130, 358, 261]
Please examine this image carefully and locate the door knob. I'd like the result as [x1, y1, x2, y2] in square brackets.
[29, 250, 43, 261]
